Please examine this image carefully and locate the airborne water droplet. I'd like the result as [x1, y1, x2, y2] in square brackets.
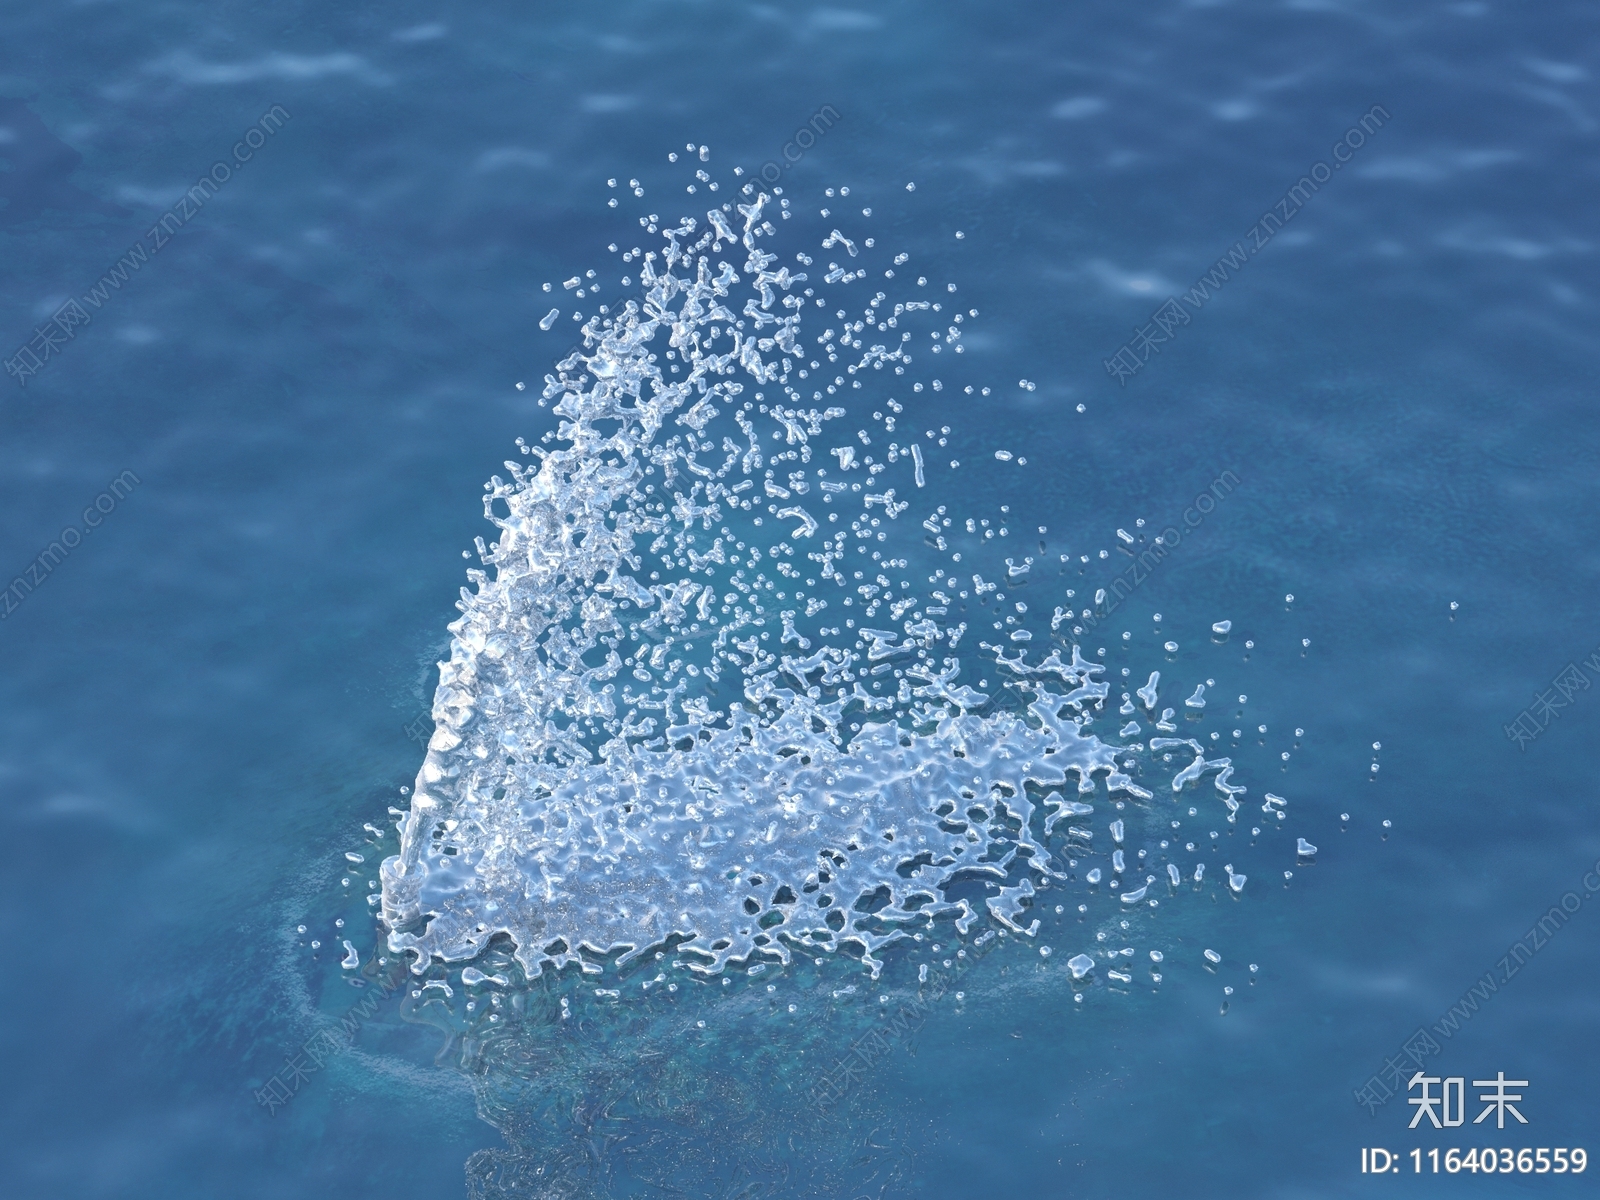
[373, 162, 1320, 1017]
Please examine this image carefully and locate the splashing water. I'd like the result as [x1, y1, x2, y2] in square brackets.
[380, 152, 1277, 992]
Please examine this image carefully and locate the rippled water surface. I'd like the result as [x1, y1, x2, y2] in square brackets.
[3, 3, 1598, 1197]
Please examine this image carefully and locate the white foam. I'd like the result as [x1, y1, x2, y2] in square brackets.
[380, 173, 1288, 988]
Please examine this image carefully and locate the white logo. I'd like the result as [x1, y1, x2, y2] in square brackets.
[1408, 1072, 1528, 1129]
[1407, 1074, 1465, 1128]
[1472, 1073, 1529, 1129]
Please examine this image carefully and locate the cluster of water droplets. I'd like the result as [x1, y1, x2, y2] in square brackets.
[379, 147, 1313, 995]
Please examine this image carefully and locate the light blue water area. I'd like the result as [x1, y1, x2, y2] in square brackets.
[2, 2, 1597, 1197]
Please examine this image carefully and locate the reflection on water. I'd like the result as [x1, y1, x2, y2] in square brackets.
[452, 964, 908, 1199]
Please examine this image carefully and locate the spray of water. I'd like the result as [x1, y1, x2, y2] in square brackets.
[381, 149, 1272, 1003]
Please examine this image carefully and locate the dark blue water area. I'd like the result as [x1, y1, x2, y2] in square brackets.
[2, 1, 1598, 1197]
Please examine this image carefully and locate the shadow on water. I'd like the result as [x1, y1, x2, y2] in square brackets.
[393, 941, 913, 1200]
[0, 97, 128, 229]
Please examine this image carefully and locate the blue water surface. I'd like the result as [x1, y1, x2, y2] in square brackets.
[3, 2, 1598, 1197]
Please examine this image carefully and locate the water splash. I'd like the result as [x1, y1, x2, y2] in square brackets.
[381, 153, 1292, 995]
